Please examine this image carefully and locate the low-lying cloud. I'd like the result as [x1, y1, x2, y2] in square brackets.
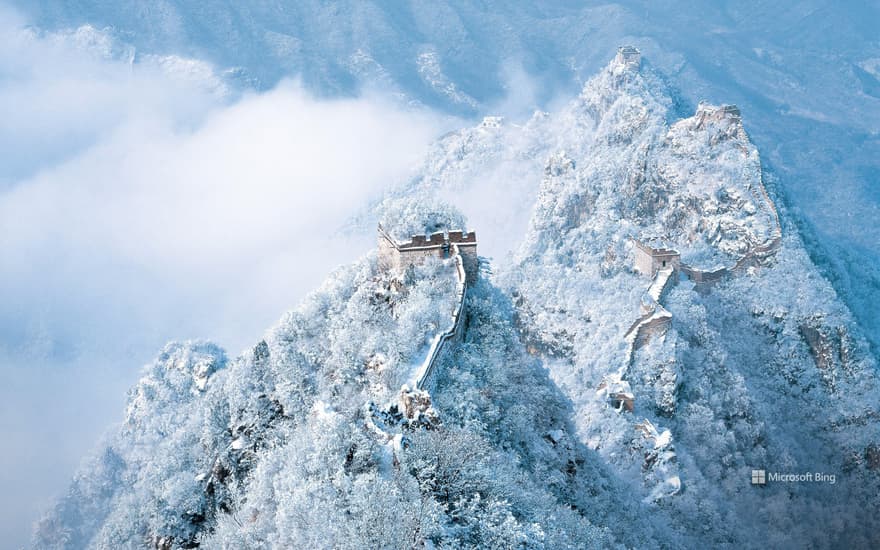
[0, 10, 444, 545]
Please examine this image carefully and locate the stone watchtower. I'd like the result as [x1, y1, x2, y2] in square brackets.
[615, 45, 641, 68]
[632, 239, 680, 277]
[378, 225, 478, 284]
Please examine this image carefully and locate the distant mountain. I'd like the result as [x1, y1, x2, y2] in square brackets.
[25, 1, 866, 345]
[35, 49, 880, 548]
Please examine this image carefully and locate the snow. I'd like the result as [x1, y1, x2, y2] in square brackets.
[16, 3, 880, 548]
[497, 48, 880, 544]
[644, 475, 681, 503]
[647, 268, 674, 303]
[654, 429, 672, 450]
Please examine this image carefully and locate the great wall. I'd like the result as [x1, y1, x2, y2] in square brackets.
[367, 194, 781, 452]
[596, 156, 783, 499]
[410, 243, 468, 393]
[366, 122, 783, 494]
[376, 224, 475, 393]
[600, 234, 774, 414]
[366, 226, 476, 449]
[602, 182, 782, 415]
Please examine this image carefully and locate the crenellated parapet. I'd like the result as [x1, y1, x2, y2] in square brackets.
[692, 102, 745, 142]
[378, 224, 478, 284]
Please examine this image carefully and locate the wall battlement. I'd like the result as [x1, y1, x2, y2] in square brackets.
[398, 230, 476, 248]
[378, 224, 478, 284]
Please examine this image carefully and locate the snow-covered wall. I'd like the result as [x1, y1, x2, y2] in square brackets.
[414, 244, 468, 393]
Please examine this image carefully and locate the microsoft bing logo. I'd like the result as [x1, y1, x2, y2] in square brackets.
[751, 469, 766, 485]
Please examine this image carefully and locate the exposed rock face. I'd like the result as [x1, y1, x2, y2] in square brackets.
[397, 385, 439, 427]
[799, 317, 856, 389]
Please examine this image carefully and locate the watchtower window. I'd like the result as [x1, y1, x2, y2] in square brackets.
[662, 260, 667, 267]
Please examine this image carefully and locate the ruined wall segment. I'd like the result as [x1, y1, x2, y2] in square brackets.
[377, 225, 403, 272]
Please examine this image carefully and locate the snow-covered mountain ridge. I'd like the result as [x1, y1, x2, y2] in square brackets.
[35, 201, 657, 548]
[382, 47, 879, 546]
[33, 48, 880, 549]
[505, 49, 880, 548]
[521, 49, 779, 270]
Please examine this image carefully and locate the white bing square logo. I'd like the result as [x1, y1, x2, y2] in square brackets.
[751, 469, 766, 485]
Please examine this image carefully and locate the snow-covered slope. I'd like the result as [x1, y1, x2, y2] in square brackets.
[35, 204, 666, 548]
[502, 51, 880, 548]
